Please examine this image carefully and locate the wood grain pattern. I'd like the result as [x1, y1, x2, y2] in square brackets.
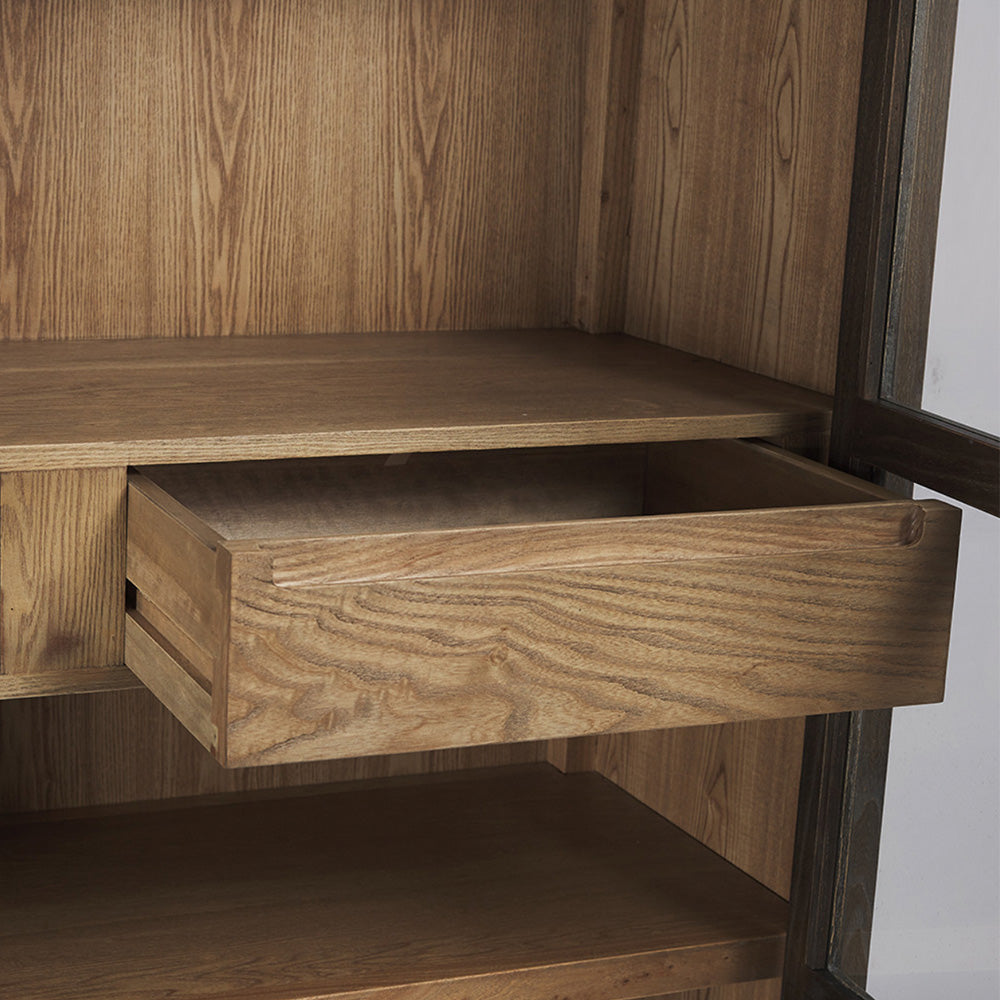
[657, 979, 783, 1000]
[0, 0, 587, 341]
[126, 444, 649, 699]
[260, 503, 920, 588]
[590, 717, 806, 901]
[124, 446, 958, 766]
[220, 507, 956, 766]
[138, 446, 647, 541]
[125, 611, 217, 754]
[0, 765, 788, 999]
[126, 475, 228, 686]
[645, 439, 894, 515]
[624, 0, 689, 345]
[0, 687, 546, 813]
[574, 0, 645, 332]
[626, 0, 867, 394]
[0, 665, 138, 699]
[133, 438, 907, 587]
[0, 0, 151, 340]
[377, 1, 578, 330]
[560, 720, 802, 1000]
[601, 4, 869, 933]
[0, 468, 125, 677]
[0, 5, 931, 994]
[0, 329, 832, 471]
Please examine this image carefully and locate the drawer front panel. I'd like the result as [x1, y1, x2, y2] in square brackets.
[219, 502, 957, 766]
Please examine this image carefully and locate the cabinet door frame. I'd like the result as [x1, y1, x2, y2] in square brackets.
[783, 0, 996, 996]
[832, 0, 998, 516]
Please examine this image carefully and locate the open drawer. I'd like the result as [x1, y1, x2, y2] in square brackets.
[125, 440, 960, 767]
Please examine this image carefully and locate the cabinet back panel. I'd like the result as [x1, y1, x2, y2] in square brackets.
[0, 689, 546, 813]
[0, 0, 586, 340]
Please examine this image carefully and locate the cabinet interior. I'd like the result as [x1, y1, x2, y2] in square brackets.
[0, 2, 874, 998]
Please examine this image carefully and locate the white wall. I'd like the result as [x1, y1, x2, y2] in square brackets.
[866, 1, 1000, 996]
[867, 498, 999, 998]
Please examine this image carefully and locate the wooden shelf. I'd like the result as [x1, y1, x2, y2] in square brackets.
[0, 329, 829, 471]
[1, 765, 788, 1000]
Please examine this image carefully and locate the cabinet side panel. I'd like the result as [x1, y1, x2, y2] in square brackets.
[598, 6, 868, 945]
[0, 689, 546, 813]
[0, 469, 126, 685]
[0, 0, 587, 340]
[625, 0, 867, 394]
[590, 718, 805, 899]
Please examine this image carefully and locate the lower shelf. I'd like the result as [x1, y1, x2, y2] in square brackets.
[1, 764, 787, 1000]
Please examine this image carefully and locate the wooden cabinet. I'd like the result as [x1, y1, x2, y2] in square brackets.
[0, 3, 959, 998]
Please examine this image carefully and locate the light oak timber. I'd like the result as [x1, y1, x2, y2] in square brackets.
[659, 980, 784, 1000]
[612, 10, 867, 975]
[0, 666, 140, 699]
[221, 512, 958, 766]
[126, 475, 230, 687]
[562, 719, 801, 1000]
[137, 446, 648, 542]
[0, 0, 587, 341]
[589, 717, 807, 901]
[259, 505, 920, 588]
[125, 612, 217, 755]
[0, 765, 788, 999]
[0, 687, 548, 813]
[0, 330, 831, 471]
[133, 591, 219, 692]
[126, 444, 960, 767]
[574, 0, 645, 332]
[645, 439, 895, 514]
[625, 0, 867, 395]
[127, 445, 648, 696]
[135, 443, 907, 587]
[0, 468, 125, 676]
[0, 7, 930, 998]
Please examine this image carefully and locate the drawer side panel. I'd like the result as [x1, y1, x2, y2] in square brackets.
[127, 480, 227, 688]
[124, 611, 217, 754]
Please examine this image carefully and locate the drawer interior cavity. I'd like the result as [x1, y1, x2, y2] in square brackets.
[136, 439, 890, 543]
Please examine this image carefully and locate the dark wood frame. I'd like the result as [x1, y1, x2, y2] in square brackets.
[784, 0, 996, 996]
[833, 0, 998, 515]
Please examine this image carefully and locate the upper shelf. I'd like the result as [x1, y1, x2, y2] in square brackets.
[0, 330, 830, 471]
